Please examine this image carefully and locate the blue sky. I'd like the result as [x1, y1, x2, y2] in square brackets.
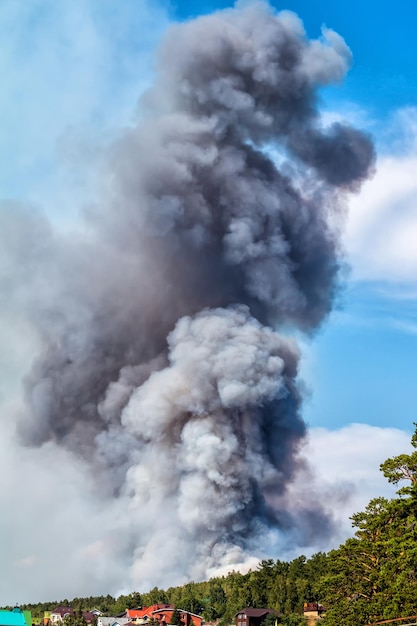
[1, 0, 417, 604]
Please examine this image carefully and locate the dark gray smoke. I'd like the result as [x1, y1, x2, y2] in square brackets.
[2, 2, 374, 587]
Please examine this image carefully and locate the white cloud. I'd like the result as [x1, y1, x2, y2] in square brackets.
[345, 107, 417, 283]
[290, 423, 411, 549]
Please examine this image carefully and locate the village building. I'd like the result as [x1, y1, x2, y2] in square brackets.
[125, 606, 172, 624]
[303, 603, 325, 625]
[125, 607, 203, 626]
[152, 609, 202, 626]
[235, 608, 278, 626]
[49, 609, 75, 624]
[48, 608, 97, 625]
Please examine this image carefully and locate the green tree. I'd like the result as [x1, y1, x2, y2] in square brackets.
[201, 579, 227, 621]
[170, 608, 182, 626]
[262, 613, 278, 626]
[321, 426, 417, 625]
[143, 588, 169, 606]
[174, 583, 203, 615]
[380, 422, 417, 497]
[279, 615, 303, 626]
[63, 614, 85, 626]
[126, 593, 142, 609]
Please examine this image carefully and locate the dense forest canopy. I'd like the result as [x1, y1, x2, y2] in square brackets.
[6, 425, 417, 626]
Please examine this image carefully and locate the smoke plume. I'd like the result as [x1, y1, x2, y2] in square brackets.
[2, 2, 375, 589]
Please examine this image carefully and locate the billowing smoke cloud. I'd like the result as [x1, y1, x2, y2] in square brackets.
[1, 2, 374, 590]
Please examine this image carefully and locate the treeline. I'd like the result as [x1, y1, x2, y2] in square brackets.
[15, 426, 417, 626]
[320, 424, 417, 625]
[16, 556, 326, 626]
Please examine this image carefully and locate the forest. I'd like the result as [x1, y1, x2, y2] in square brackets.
[10, 425, 417, 626]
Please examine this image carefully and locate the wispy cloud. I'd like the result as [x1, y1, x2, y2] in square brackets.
[345, 107, 417, 284]
[288, 423, 412, 548]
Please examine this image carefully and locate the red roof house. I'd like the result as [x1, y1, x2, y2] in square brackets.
[126, 607, 174, 623]
[125, 607, 203, 626]
[152, 609, 202, 626]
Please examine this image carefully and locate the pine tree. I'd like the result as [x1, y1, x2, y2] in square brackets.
[170, 608, 182, 626]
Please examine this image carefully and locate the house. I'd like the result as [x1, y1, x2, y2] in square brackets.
[126, 606, 173, 624]
[152, 609, 203, 626]
[125, 607, 203, 626]
[303, 603, 325, 625]
[235, 608, 277, 626]
[0, 608, 32, 626]
[49, 609, 74, 624]
[47, 608, 97, 626]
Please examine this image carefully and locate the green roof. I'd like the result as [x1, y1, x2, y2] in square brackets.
[0, 609, 31, 626]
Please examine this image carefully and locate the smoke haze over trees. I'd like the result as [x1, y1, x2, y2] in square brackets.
[12, 425, 417, 625]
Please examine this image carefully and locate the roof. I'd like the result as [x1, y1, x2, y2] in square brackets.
[152, 610, 202, 620]
[235, 609, 275, 618]
[0, 609, 28, 626]
[127, 607, 173, 620]
[50, 610, 74, 618]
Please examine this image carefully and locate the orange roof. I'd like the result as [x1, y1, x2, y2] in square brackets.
[126, 607, 174, 619]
